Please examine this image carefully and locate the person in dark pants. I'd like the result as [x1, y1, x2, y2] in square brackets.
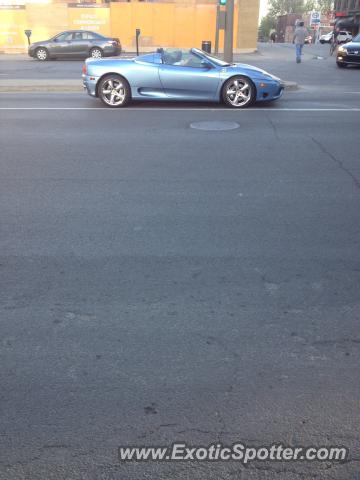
[293, 21, 307, 63]
[270, 31, 277, 43]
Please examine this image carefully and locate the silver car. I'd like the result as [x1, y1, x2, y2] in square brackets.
[28, 30, 121, 61]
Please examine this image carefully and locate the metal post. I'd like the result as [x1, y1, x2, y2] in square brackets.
[215, 4, 220, 55]
[224, 0, 234, 63]
[135, 28, 140, 56]
[24, 29, 32, 46]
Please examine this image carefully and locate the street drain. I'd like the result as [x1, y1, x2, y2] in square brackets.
[190, 121, 240, 131]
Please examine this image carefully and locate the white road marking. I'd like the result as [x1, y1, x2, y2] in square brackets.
[0, 107, 360, 112]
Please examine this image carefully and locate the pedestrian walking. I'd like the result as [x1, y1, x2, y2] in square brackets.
[270, 30, 277, 43]
[293, 21, 307, 63]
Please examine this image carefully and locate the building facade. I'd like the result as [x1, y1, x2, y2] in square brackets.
[276, 13, 302, 43]
[334, 0, 360, 34]
[0, 0, 260, 53]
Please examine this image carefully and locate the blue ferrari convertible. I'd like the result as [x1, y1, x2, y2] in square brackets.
[82, 47, 285, 108]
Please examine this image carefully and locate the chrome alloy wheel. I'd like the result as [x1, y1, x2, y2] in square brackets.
[91, 48, 103, 58]
[225, 79, 252, 107]
[101, 78, 126, 106]
[36, 48, 48, 61]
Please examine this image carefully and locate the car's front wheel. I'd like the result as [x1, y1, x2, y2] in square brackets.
[35, 47, 49, 61]
[222, 76, 256, 108]
[337, 62, 347, 68]
[89, 47, 103, 59]
[98, 75, 130, 108]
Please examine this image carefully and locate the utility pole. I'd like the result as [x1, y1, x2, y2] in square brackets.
[223, 0, 234, 63]
[215, 4, 220, 55]
[215, 0, 227, 56]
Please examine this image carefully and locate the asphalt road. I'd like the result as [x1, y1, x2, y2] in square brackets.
[1, 54, 360, 480]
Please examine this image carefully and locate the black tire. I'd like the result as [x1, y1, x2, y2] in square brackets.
[320, 40, 325, 44]
[89, 47, 103, 59]
[337, 62, 347, 68]
[35, 47, 49, 61]
[98, 74, 131, 108]
[222, 76, 256, 108]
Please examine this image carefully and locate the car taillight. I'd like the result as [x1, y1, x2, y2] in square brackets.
[82, 64, 87, 75]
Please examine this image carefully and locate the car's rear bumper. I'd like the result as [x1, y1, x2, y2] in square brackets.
[103, 45, 121, 57]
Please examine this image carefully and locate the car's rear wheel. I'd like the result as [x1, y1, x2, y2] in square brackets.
[35, 47, 49, 61]
[98, 74, 130, 108]
[222, 76, 256, 108]
[90, 47, 103, 59]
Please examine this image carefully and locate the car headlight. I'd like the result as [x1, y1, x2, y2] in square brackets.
[338, 46, 346, 53]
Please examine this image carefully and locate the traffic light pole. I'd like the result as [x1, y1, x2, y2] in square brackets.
[215, 4, 220, 55]
[223, 0, 234, 63]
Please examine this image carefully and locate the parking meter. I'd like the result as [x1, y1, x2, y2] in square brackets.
[24, 29, 32, 46]
[135, 28, 141, 56]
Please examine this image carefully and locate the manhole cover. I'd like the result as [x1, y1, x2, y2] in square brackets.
[190, 121, 240, 131]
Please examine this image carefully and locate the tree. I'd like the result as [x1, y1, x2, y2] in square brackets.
[314, 0, 334, 13]
[268, 0, 314, 17]
[267, 0, 334, 17]
[259, 14, 277, 39]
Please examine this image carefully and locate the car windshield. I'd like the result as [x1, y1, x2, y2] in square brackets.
[159, 47, 231, 67]
[353, 33, 360, 42]
[54, 32, 73, 42]
[192, 48, 231, 66]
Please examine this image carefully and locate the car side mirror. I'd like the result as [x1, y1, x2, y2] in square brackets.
[201, 60, 212, 69]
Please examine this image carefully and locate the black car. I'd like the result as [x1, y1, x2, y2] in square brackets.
[28, 30, 121, 61]
[337, 33, 360, 68]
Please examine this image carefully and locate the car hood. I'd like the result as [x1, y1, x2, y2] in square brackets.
[29, 41, 47, 48]
[225, 63, 281, 81]
[343, 41, 360, 48]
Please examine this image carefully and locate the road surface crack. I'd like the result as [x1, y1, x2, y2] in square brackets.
[266, 112, 281, 141]
[311, 136, 360, 192]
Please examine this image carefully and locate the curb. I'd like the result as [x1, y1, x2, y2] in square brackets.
[284, 81, 299, 91]
[0, 80, 82, 93]
[0, 80, 299, 94]
[0, 85, 83, 93]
